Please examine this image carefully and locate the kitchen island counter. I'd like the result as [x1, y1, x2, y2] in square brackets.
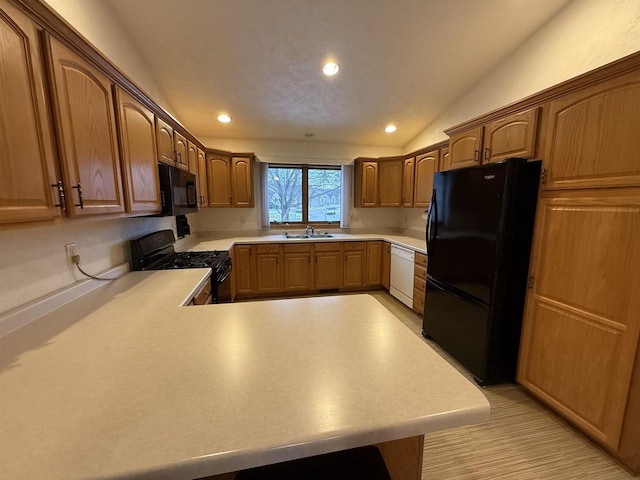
[0, 269, 489, 480]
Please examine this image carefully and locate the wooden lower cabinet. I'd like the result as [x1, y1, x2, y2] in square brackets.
[314, 243, 342, 290]
[518, 189, 640, 471]
[366, 241, 383, 286]
[413, 253, 427, 315]
[343, 242, 366, 288]
[255, 244, 283, 294]
[233, 245, 254, 297]
[283, 244, 313, 291]
[381, 242, 391, 290]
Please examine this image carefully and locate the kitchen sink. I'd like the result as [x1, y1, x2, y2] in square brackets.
[283, 233, 334, 239]
[307, 233, 333, 238]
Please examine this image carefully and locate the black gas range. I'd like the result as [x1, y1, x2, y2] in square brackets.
[130, 230, 231, 304]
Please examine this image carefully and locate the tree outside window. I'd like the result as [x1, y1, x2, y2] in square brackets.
[268, 165, 341, 224]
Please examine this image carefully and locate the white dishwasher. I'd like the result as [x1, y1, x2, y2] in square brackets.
[390, 244, 415, 308]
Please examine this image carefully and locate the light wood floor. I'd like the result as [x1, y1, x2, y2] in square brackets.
[369, 291, 636, 480]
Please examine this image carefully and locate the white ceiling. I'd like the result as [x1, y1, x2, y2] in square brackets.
[106, 0, 572, 147]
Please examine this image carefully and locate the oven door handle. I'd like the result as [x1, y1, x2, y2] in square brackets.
[217, 270, 231, 284]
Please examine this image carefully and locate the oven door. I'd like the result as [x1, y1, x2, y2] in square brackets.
[212, 259, 232, 303]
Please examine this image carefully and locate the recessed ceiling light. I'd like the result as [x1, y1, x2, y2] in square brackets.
[322, 62, 339, 76]
[385, 125, 397, 133]
[217, 114, 231, 123]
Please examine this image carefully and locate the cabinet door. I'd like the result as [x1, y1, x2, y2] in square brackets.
[381, 242, 391, 290]
[232, 156, 253, 207]
[174, 130, 188, 171]
[114, 87, 161, 214]
[0, 1, 59, 224]
[155, 117, 174, 166]
[402, 157, 415, 207]
[359, 161, 378, 207]
[187, 140, 198, 175]
[46, 35, 125, 216]
[378, 159, 403, 207]
[315, 250, 342, 289]
[234, 245, 254, 296]
[518, 190, 640, 449]
[447, 126, 483, 170]
[284, 252, 313, 291]
[197, 148, 208, 207]
[365, 241, 383, 285]
[440, 147, 450, 171]
[255, 253, 282, 293]
[207, 154, 232, 207]
[343, 243, 366, 288]
[413, 150, 438, 207]
[484, 107, 539, 163]
[542, 72, 640, 190]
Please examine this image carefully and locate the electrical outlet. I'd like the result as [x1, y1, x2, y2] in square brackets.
[240, 216, 246, 225]
[65, 243, 78, 265]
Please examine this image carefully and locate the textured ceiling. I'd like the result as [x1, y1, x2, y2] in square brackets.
[106, 0, 572, 147]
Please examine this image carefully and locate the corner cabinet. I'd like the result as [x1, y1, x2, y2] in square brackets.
[114, 87, 161, 214]
[45, 34, 125, 217]
[0, 0, 59, 224]
[378, 158, 403, 207]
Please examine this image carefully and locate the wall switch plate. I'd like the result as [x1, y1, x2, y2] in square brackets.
[65, 243, 78, 265]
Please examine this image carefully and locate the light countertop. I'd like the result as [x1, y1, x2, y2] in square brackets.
[183, 233, 427, 254]
[0, 269, 488, 480]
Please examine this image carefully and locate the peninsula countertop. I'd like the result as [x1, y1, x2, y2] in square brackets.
[0, 269, 489, 480]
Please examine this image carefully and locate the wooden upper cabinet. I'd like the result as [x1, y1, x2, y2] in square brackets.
[232, 156, 254, 207]
[441, 147, 450, 171]
[174, 131, 188, 171]
[402, 157, 415, 207]
[542, 71, 640, 190]
[187, 140, 198, 175]
[518, 189, 640, 450]
[354, 160, 378, 208]
[378, 158, 403, 207]
[0, 0, 59, 224]
[484, 107, 539, 164]
[46, 35, 125, 217]
[413, 150, 439, 207]
[155, 117, 174, 166]
[197, 148, 208, 207]
[207, 153, 232, 207]
[114, 87, 161, 214]
[447, 126, 483, 170]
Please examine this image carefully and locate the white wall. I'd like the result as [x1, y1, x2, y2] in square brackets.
[43, 0, 174, 114]
[0, 215, 201, 314]
[405, 0, 640, 152]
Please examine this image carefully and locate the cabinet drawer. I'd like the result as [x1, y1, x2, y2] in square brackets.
[256, 243, 282, 254]
[284, 243, 312, 253]
[343, 241, 366, 251]
[415, 252, 427, 268]
[414, 275, 426, 294]
[413, 289, 425, 315]
[192, 282, 212, 305]
[314, 242, 341, 252]
[414, 263, 427, 281]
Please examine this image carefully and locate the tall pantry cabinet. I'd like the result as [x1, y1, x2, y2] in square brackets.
[517, 65, 640, 472]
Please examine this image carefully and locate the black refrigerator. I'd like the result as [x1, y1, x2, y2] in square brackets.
[422, 158, 541, 386]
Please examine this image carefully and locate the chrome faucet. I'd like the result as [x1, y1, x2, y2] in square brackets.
[305, 225, 314, 236]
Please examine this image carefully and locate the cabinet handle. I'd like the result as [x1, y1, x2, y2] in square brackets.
[473, 149, 479, 163]
[484, 147, 490, 161]
[51, 180, 66, 209]
[72, 183, 84, 209]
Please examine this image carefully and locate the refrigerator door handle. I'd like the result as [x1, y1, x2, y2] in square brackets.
[426, 188, 437, 256]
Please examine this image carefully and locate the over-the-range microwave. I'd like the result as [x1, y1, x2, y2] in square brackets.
[158, 163, 198, 216]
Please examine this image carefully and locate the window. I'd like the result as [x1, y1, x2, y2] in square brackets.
[268, 165, 341, 225]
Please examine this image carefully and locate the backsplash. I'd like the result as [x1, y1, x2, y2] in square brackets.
[0, 215, 196, 315]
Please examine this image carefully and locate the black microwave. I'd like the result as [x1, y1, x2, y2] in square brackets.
[158, 163, 198, 216]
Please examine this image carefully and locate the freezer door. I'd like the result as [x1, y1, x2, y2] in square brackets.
[427, 163, 508, 304]
[423, 277, 491, 382]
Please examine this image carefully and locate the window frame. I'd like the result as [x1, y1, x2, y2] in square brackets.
[268, 163, 341, 227]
